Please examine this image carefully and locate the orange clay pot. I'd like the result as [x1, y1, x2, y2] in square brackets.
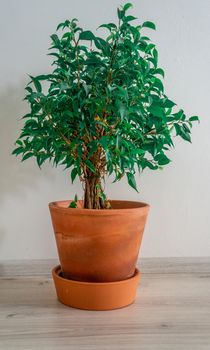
[52, 265, 140, 310]
[49, 200, 149, 283]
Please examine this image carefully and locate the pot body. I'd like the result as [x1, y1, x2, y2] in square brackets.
[49, 200, 149, 282]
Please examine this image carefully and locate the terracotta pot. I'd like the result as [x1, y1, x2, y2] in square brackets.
[52, 265, 140, 311]
[49, 200, 149, 283]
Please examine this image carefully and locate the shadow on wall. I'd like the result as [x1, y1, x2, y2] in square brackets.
[0, 82, 54, 205]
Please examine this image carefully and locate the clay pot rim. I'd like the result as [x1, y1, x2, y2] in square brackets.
[49, 199, 150, 215]
[53, 265, 140, 286]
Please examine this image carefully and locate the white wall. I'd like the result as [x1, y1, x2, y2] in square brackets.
[0, 0, 210, 260]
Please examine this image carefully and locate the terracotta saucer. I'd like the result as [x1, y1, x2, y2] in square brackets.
[52, 265, 140, 311]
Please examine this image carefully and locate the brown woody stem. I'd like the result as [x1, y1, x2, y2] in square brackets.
[84, 175, 105, 209]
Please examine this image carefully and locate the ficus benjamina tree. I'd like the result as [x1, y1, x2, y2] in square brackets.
[13, 3, 199, 209]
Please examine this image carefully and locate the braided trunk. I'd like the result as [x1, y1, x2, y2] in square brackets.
[84, 175, 105, 209]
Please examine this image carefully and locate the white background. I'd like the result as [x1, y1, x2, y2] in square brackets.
[0, 0, 209, 260]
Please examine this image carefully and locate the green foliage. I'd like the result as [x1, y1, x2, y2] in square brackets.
[13, 3, 199, 195]
[69, 194, 78, 208]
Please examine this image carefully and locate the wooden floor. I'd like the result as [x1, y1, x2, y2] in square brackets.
[0, 258, 210, 350]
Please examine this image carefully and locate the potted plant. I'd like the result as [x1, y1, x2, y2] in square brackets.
[13, 3, 199, 310]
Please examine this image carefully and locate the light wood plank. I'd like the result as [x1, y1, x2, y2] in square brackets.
[0, 259, 210, 349]
[0, 257, 210, 278]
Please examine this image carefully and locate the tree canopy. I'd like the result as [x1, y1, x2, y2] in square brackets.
[13, 3, 199, 208]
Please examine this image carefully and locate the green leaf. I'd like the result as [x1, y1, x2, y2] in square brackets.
[12, 146, 24, 156]
[154, 68, 165, 78]
[117, 8, 125, 19]
[68, 194, 78, 208]
[25, 86, 33, 93]
[126, 173, 138, 192]
[153, 77, 164, 92]
[71, 168, 78, 183]
[153, 48, 158, 61]
[189, 116, 199, 122]
[98, 23, 117, 31]
[181, 132, 191, 143]
[94, 37, 110, 55]
[154, 153, 171, 165]
[50, 34, 60, 47]
[22, 152, 34, 161]
[35, 74, 53, 81]
[145, 43, 155, 53]
[85, 56, 106, 66]
[37, 154, 48, 167]
[29, 76, 42, 93]
[56, 20, 71, 31]
[132, 148, 145, 156]
[142, 159, 158, 170]
[150, 105, 164, 118]
[142, 21, 156, 30]
[99, 136, 109, 149]
[124, 15, 137, 22]
[174, 124, 192, 142]
[16, 140, 23, 146]
[123, 3, 133, 11]
[96, 184, 107, 202]
[183, 124, 191, 133]
[163, 99, 176, 108]
[47, 52, 60, 58]
[79, 30, 95, 41]
[173, 110, 184, 121]
[69, 201, 77, 208]
[85, 159, 96, 173]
